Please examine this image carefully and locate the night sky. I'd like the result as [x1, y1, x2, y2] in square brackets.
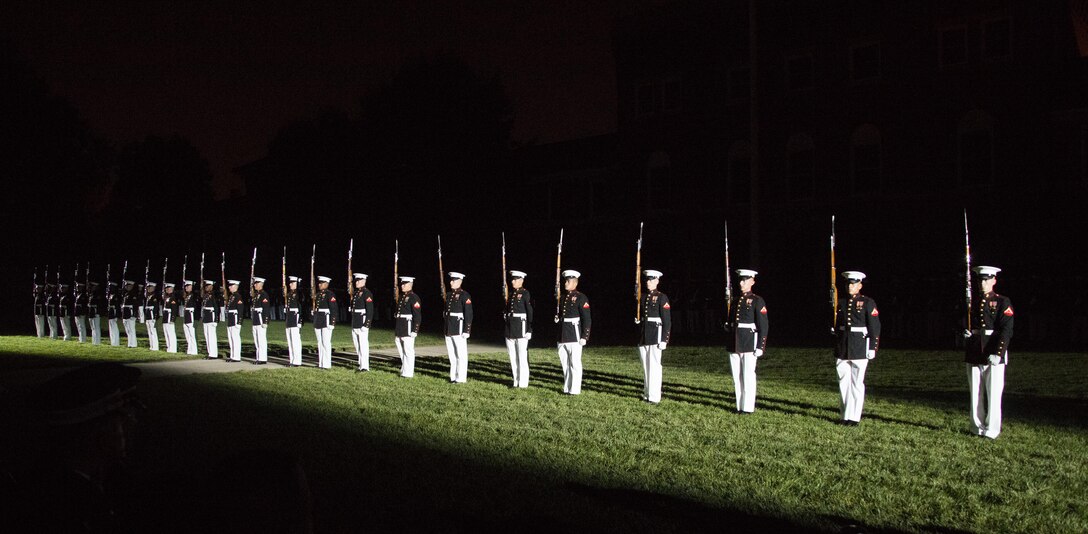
[3, 1, 643, 197]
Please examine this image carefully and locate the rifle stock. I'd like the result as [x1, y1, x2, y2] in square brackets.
[437, 235, 447, 303]
[725, 220, 732, 319]
[964, 210, 972, 332]
[635, 222, 643, 323]
[830, 216, 838, 331]
[310, 244, 317, 313]
[554, 228, 563, 322]
[501, 232, 508, 316]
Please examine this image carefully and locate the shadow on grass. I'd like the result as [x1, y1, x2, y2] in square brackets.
[96, 375, 858, 532]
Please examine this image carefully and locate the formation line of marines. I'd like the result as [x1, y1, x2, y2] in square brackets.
[29, 215, 1014, 439]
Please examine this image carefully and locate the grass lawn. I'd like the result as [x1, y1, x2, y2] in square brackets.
[2, 337, 1086, 532]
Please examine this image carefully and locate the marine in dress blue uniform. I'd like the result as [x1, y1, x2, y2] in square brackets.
[395, 276, 422, 377]
[965, 266, 1014, 439]
[834, 271, 881, 425]
[349, 273, 374, 371]
[443, 272, 473, 383]
[637, 270, 672, 404]
[505, 270, 533, 388]
[312, 276, 338, 369]
[726, 269, 768, 413]
[557, 270, 591, 395]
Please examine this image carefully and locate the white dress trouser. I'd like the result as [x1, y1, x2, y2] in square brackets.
[253, 324, 268, 362]
[352, 327, 370, 370]
[396, 336, 416, 377]
[145, 320, 159, 351]
[836, 358, 869, 422]
[729, 352, 759, 412]
[506, 337, 530, 387]
[47, 316, 58, 339]
[558, 342, 584, 394]
[183, 322, 198, 354]
[60, 316, 71, 341]
[75, 315, 87, 342]
[445, 335, 469, 382]
[35, 315, 45, 337]
[286, 327, 302, 365]
[203, 322, 218, 358]
[639, 344, 664, 403]
[124, 318, 137, 347]
[90, 316, 101, 345]
[315, 326, 333, 368]
[109, 319, 120, 345]
[163, 322, 177, 353]
[227, 324, 242, 361]
[968, 362, 1006, 438]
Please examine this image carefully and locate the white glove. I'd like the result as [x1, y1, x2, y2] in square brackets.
[754, 349, 763, 357]
[461, 332, 470, 339]
[578, 338, 587, 346]
[988, 354, 1001, 365]
[410, 332, 417, 338]
[634, 318, 640, 325]
[658, 342, 667, 350]
[525, 332, 532, 340]
[554, 316, 560, 323]
[963, 329, 973, 339]
[866, 349, 876, 359]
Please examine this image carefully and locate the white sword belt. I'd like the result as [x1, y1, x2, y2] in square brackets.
[353, 309, 367, 314]
[645, 317, 662, 323]
[509, 313, 527, 318]
[736, 322, 756, 329]
[185, 307, 195, 311]
[848, 326, 868, 334]
[397, 314, 414, 318]
[316, 309, 330, 315]
[563, 318, 580, 324]
[202, 307, 216, 310]
[123, 305, 133, 308]
[447, 312, 464, 317]
[971, 329, 995, 336]
[287, 308, 299, 312]
[227, 310, 239, 314]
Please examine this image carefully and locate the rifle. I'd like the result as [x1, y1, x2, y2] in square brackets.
[85, 262, 90, 295]
[724, 220, 732, 319]
[250, 247, 258, 301]
[282, 246, 288, 304]
[964, 209, 973, 333]
[73, 263, 79, 302]
[635, 222, 644, 323]
[120, 261, 129, 301]
[553, 228, 564, 323]
[309, 244, 317, 313]
[161, 258, 169, 303]
[44, 265, 49, 296]
[830, 215, 838, 331]
[105, 264, 111, 306]
[393, 240, 400, 304]
[220, 252, 228, 302]
[501, 232, 508, 315]
[143, 260, 150, 307]
[198, 253, 205, 298]
[181, 255, 188, 295]
[437, 235, 447, 303]
[347, 238, 354, 296]
[34, 267, 39, 295]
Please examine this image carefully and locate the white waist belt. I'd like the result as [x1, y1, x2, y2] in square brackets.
[316, 309, 330, 314]
[510, 313, 527, 318]
[185, 307, 195, 311]
[563, 318, 580, 323]
[736, 322, 756, 329]
[203, 307, 216, 310]
[227, 310, 238, 314]
[123, 305, 133, 308]
[287, 308, 299, 312]
[645, 317, 661, 323]
[353, 309, 366, 313]
[397, 314, 414, 319]
[448, 312, 464, 317]
[971, 329, 995, 336]
[850, 327, 868, 334]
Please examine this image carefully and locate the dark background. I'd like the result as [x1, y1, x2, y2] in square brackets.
[3, 0, 1087, 350]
